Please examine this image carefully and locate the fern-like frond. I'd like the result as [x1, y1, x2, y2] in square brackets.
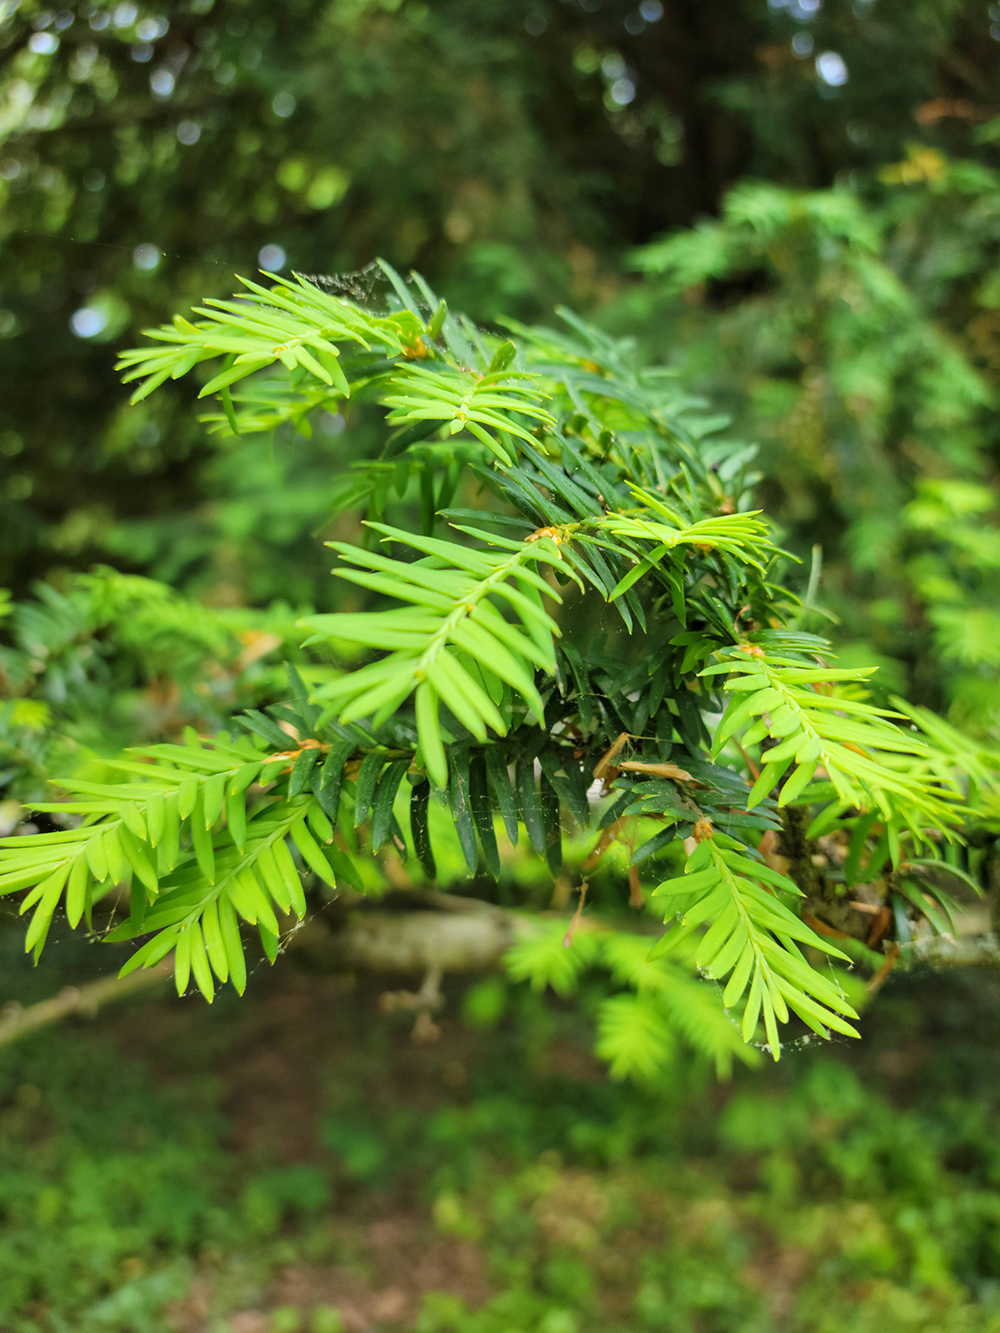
[106, 793, 337, 1001]
[599, 932, 759, 1077]
[504, 920, 601, 995]
[650, 832, 859, 1058]
[0, 722, 359, 996]
[704, 648, 963, 845]
[116, 272, 423, 409]
[595, 993, 677, 1081]
[301, 524, 565, 787]
[595, 489, 779, 601]
[382, 361, 556, 465]
[1, 733, 264, 958]
[890, 695, 1000, 799]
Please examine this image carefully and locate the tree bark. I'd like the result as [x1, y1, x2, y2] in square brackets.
[0, 960, 175, 1046]
[0, 893, 525, 1048]
[290, 894, 521, 975]
[3, 890, 999, 1051]
[907, 933, 1000, 969]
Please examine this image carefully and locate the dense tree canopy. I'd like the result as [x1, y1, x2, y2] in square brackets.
[3, 0, 999, 597]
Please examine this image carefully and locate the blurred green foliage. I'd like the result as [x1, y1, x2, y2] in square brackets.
[623, 158, 1000, 731]
[3, 0, 999, 607]
[0, 567, 315, 803]
[3, 965, 1000, 1331]
[0, 0, 996, 764]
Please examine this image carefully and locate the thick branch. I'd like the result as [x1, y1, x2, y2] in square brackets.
[0, 959, 174, 1047]
[299, 900, 519, 974]
[907, 933, 1000, 969]
[6, 898, 998, 1053]
[0, 895, 523, 1048]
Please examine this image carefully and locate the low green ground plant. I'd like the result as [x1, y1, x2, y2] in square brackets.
[2, 950, 1000, 1332]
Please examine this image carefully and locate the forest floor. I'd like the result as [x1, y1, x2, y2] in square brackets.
[4, 920, 1000, 1333]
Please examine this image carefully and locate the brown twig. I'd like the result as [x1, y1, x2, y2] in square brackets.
[563, 882, 589, 948]
[380, 965, 445, 1042]
[582, 818, 626, 873]
[802, 910, 851, 941]
[628, 865, 644, 909]
[866, 907, 893, 949]
[867, 943, 900, 995]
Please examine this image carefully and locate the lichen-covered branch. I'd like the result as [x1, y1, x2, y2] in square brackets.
[907, 933, 1000, 969]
